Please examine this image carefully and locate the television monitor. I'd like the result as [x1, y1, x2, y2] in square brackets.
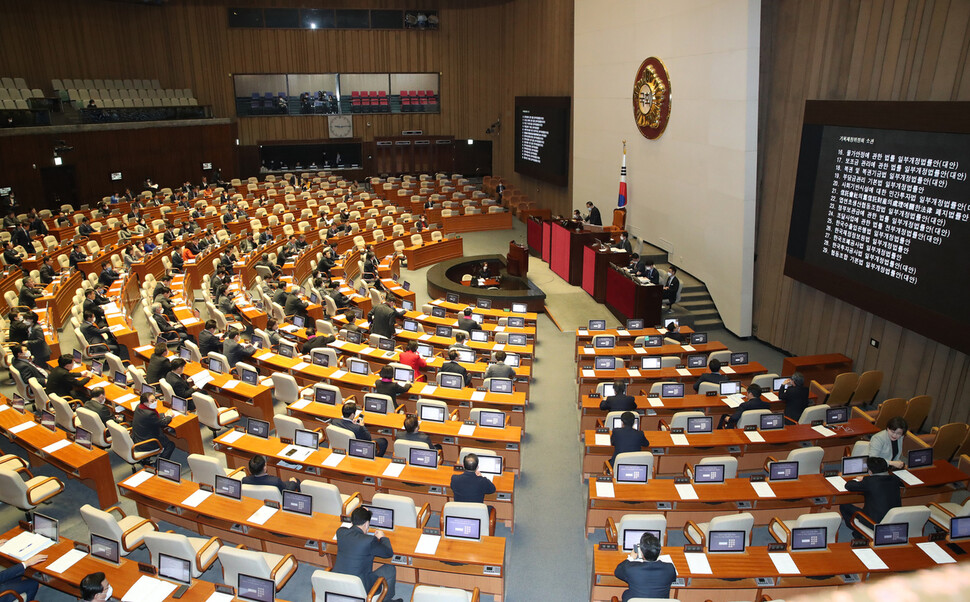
[719, 381, 742, 396]
[507, 317, 525, 328]
[588, 319, 606, 331]
[419, 404, 446, 423]
[626, 319, 644, 330]
[446, 292, 459, 303]
[179, 347, 192, 361]
[594, 357, 616, 370]
[476, 298, 491, 309]
[908, 447, 934, 468]
[470, 330, 488, 342]
[209, 357, 224, 373]
[693, 464, 725, 483]
[364, 506, 394, 530]
[293, 429, 319, 449]
[640, 356, 661, 370]
[873, 522, 909, 547]
[614, 463, 649, 484]
[32, 513, 57, 542]
[431, 306, 447, 318]
[91, 360, 103, 376]
[155, 458, 181, 483]
[707, 530, 746, 553]
[514, 96, 571, 186]
[315, 386, 337, 405]
[91, 534, 120, 564]
[443, 515, 481, 541]
[503, 353, 521, 368]
[759, 413, 785, 430]
[661, 383, 684, 398]
[686, 416, 713, 434]
[158, 552, 191, 585]
[292, 315, 306, 328]
[768, 461, 800, 481]
[690, 332, 708, 345]
[950, 516, 970, 541]
[622, 528, 661, 551]
[611, 415, 639, 431]
[393, 367, 413, 382]
[346, 331, 362, 344]
[401, 300, 414, 312]
[348, 359, 369, 375]
[113, 371, 127, 386]
[841, 455, 869, 476]
[403, 319, 419, 332]
[477, 454, 503, 475]
[512, 303, 528, 313]
[730, 352, 749, 366]
[378, 338, 395, 351]
[478, 410, 505, 428]
[235, 365, 259, 388]
[416, 343, 433, 358]
[439, 373, 463, 390]
[281, 490, 313, 516]
[363, 395, 388, 414]
[74, 427, 92, 449]
[642, 335, 662, 347]
[40, 410, 55, 430]
[408, 447, 438, 468]
[246, 418, 269, 438]
[348, 439, 376, 460]
[436, 325, 453, 338]
[687, 354, 707, 368]
[488, 379, 513, 394]
[825, 406, 849, 425]
[214, 475, 242, 500]
[456, 349, 475, 363]
[593, 336, 615, 349]
[238, 574, 275, 602]
[772, 377, 789, 391]
[790, 527, 828, 551]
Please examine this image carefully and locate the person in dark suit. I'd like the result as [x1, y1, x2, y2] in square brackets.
[477, 261, 492, 280]
[692, 359, 728, 392]
[38, 256, 56, 285]
[143, 341, 171, 385]
[82, 289, 107, 327]
[662, 266, 680, 310]
[164, 359, 197, 410]
[222, 329, 255, 366]
[8, 310, 27, 343]
[585, 201, 602, 226]
[98, 261, 119, 287]
[46, 354, 92, 400]
[398, 414, 435, 448]
[18, 277, 43, 309]
[450, 453, 496, 503]
[2, 242, 22, 268]
[374, 366, 411, 406]
[368, 299, 402, 339]
[78, 217, 95, 237]
[152, 275, 173, 300]
[23, 312, 50, 365]
[333, 507, 400, 602]
[152, 303, 193, 343]
[779, 372, 810, 422]
[284, 290, 309, 318]
[155, 287, 179, 322]
[301, 328, 336, 354]
[83, 387, 113, 424]
[840, 456, 901, 538]
[10, 344, 47, 387]
[456, 307, 481, 333]
[79, 571, 112, 601]
[198, 320, 221, 357]
[131, 392, 175, 460]
[12, 221, 31, 250]
[616, 232, 633, 253]
[614, 532, 677, 601]
[333, 401, 389, 457]
[610, 411, 649, 466]
[439, 349, 471, 387]
[600, 381, 637, 412]
[242, 454, 299, 492]
[271, 283, 289, 307]
[81, 311, 128, 361]
[720, 383, 770, 429]
[69, 243, 88, 268]
[0, 548, 46, 602]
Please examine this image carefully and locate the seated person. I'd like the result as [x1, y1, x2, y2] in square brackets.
[719, 383, 769, 429]
[484, 350, 516, 380]
[243, 454, 300, 492]
[223, 328, 255, 365]
[779, 371, 810, 422]
[839, 456, 901, 538]
[46, 353, 93, 399]
[614, 532, 677, 601]
[398, 341, 428, 382]
[450, 453, 496, 503]
[869, 416, 909, 470]
[599, 380, 636, 412]
[0, 549, 46, 602]
[333, 401, 388, 457]
[439, 349, 471, 387]
[449, 332, 471, 350]
[456, 307, 481, 332]
[692, 358, 727, 392]
[132, 392, 175, 460]
[83, 387, 113, 424]
[398, 414, 440, 450]
[374, 365, 412, 406]
[79, 571, 113, 602]
[610, 411, 649, 466]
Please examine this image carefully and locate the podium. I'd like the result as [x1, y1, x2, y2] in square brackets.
[605, 264, 662, 326]
[506, 241, 528, 277]
[549, 220, 612, 285]
[582, 244, 630, 302]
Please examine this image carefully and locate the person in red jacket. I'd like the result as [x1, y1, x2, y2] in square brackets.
[398, 341, 427, 382]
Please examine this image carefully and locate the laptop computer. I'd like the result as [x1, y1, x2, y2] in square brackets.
[873, 522, 909, 547]
[281, 490, 313, 516]
[719, 381, 742, 396]
[686, 416, 713, 434]
[443, 515, 481, 541]
[293, 429, 320, 449]
[841, 455, 869, 476]
[908, 447, 933, 469]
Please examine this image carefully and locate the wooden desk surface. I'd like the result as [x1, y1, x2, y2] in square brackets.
[575, 326, 695, 342]
[427, 299, 539, 325]
[576, 342, 728, 360]
[578, 362, 768, 388]
[404, 237, 464, 270]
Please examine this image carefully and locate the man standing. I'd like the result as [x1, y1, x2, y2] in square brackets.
[368, 298, 401, 339]
[333, 507, 401, 602]
[662, 266, 680, 311]
[585, 201, 602, 226]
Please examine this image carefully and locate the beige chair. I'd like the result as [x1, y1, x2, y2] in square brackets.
[193, 392, 239, 432]
[187, 453, 245, 486]
[850, 370, 883, 406]
[369, 493, 431, 529]
[769, 511, 841, 544]
[74, 407, 111, 447]
[48, 393, 77, 433]
[143, 531, 222, 578]
[851, 505, 930, 542]
[411, 585, 480, 602]
[929, 499, 970, 531]
[810, 372, 858, 406]
[325, 424, 355, 450]
[684, 512, 755, 547]
[765, 446, 824, 475]
[274, 415, 305, 442]
[243, 483, 282, 504]
[271, 373, 306, 405]
[0, 466, 64, 512]
[685, 456, 738, 480]
[80, 503, 158, 556]
[218, 545, 297, 592]
[659, 411, 705, 431]
[736, 409, 772, 429]
[606, 513, 668, 547]
[311, 569, 386, 602]
[915, 422, 969, 462]
[106, 419, 161, 471]
[608, 452, 654, 482]
[751, 373, 780, 391]
[903, 395, 933, 432]
[394, 439, 432, 460]
[797, 403, 829, 424]
[300, 481, 361, 517]
[442, 501, 494, 537]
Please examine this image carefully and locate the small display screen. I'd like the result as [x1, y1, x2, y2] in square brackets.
[477, 454, 503, 475]
[33, 513, 57, 541]
[241, 369, 258, 385]
[508, 317, 525, 328]
[873, 523, 909, 547]
[158, 552, 191, 585]
[730, 352, 749, 366]
[790, 527, 827, 551]
[294, 429, 319, 449]
[719, 381, 742, 396]
[393, 367, 413, 382]
[690, 333, 708, 344]
[614, 463, 649, 483]
[215, 475, 241, 499]
[247, 418, 269, 438]
[769, 461, 799, 481]
[282, 490, 313, 516]
[595, 357, 615, 370]
[825, 406, 849, 425]
[908, 448, 933, 468]
[622, 529, 660, 551]
[708, 530, 746, 553]
[489, 379, 513, 394]
[315, 387, 337, 404]
[686, 416, 713, 434]
[640, 356, 661, 370]
[950, 516, 970, 541]
[348, 439, 376, 459]
[478, 410, 505, 427]
[312, 352, 330, 367]
[611, 415, 639, 431]
[687, 354, 707, 368]
[156, 458, 181, 483]
[693, 464, 725, 483]
[470, 330, 488, 342]
[431, 307, 447, 318]
[378, 338, 395, 351]
[364, 505, 394, 530]
[435, 325, 453, 338]
[759, 413, 785, 430]
[476, 298, 491, 309]
[209, 357, 224, 373]
[348, 359, 369, 375]
[419, 404, 445, 422]
[773, 377, 789, 391]
[446, 293, 459, 303]
[439, 373, 463, 389]
[642, 335, 662, 347]
[408, 447, 438, 468]
[626, 319, 644, 330]
[593, 336, 615, 349]
[588, 320, 606, 331]
[444, 515, 481, 540]
[363, 395, 388, 414]
[508, 333, 527, 346]
[403, 320, 418, 332]
[91, 534, 120, 564]
[842, 455, 869, 476]
[661, 383, 684, 398]
[512, 303, 528, 313]
[238, 574, 275, 602]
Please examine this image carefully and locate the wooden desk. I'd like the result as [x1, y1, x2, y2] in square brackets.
[605, 264, 663, 327]
[37, 271, 82, 330]
[549, 221, 611, 285]
[0, 400, 117, 506]
[404, 238, 464, 270]
[577, 362, 769, 396]
[441, 212, 513, 235]
[428, 298, 539, 328]
[212, 430, 516, 526]
[575, 342, 729, 364]
[575, 326, 694, 345]
[582, 245, 629, 303]
[782, 353, 854, 384]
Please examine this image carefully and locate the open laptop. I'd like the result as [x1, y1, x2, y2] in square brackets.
[238, 573, 275, 602]
[157, 552, 191, 586]
[908, 448, 933, 469]
[622, 529, 661, 551]
[443, 515, 481, 541]
[873, 522, 909, 547]
[686, 416, 713, 434]
[477, 454, 504, 476]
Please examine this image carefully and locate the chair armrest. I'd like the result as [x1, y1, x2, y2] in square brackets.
[768, 517, 790, 543]
[605, 517, 617, 543]
[784, 416, 798, 425]
[683, 464, 693, 479]
[270, 553, 297, 587]
[657, 418, 670, 431]
[1, 456, 27, 471]
[26, 476, 64, 504]
[0, 589, 24, 602]
[131, 438, 162, 454]
[195, 536, 222, 572]
[469, 588, 480, 602]
[120, 518, 157, 552]
[341, 491, 361, 515]
[603, 461, 613, 476]
[226, 467, 246, 479]
[448, 409, 460, 421]
[105, 505, 128, 519]
[851, 511, 876, 542]
[763, 456, 778, 472]
[596, 419, 605, 429]
[683, 520, 704, 545]
[416, 503, 431, 529]
[367, 576, 387, 602]
[487, 505, 496, 537]
[12, 465, 34, 478]
[394, 403, 406, 414]
[930, 502, 956, 518]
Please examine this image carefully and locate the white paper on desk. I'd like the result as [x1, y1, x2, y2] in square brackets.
[617, 330, 630, 337]
[634, 347, 647, 354]
[471, 391, 486, 401]
[9, 422, 33, 434]
[322, 453, 345, 468]
[108, 324, 126, 333]
[291, 362, 310, 371]
[422, 385, 437, 395]
[46, 548, 87, 574]
[743, 430, 765, 443]
[751, 481, 776, 498]
[222, 379, 241, 390]
[330, 340, 346, 348]
[382, 462, 405, 478]
[416, 314, 429, 320]
[135, 344, 154, 353]
[330, 370, 347, 379]
[722, 394, 745, 408]
[721, 366, 736, 374]
[583, 347, 595, 354]
[675, 483, 699, 500]
[684, 552, 713, 574]
[769, 552, 800, 574]
[182, 317, 200, 326]
[581, 369, 595, 378]
[121, 575, 178, 602]
[458, 423, 476, 436]
[658, 554, 674, 565]
[675, 368, 692, 377]
[0, 405, 8, 412]
[104, 302, 121, 314]
[116, 393, 137, 404]
[205, 592, 235, 602]
[414, 534, 441, 555]
[122, 471, 153, 488]
[812, 425, 836, 437]
[182, 490, 212, 508]
[670, 434, 690, 446]
[627, 369, 641, 377]
[577, 329, 588, 334]
[221, 430, 245, 444]
[763, 392, 780, 402]
[43, 439, 71, 454]
[248, 505, 278, 526]
[594, 434, 611, 446]
[681, 345, 696, 352]
[494, 325, 506, 332]
[595, 481, 615, 498]
[254, 350, 273, 360]
[657, 328, 667, 334]
[419, 333, 433, 341]
[894, 469, 924, 486]
[191, 371, 215, 388]
[917, 541, 957, 564]
[279, 445, 314, 462]
[852, 547, 888, 570]
[280, 324, 299, 333]
[826, 476, 848, 492]
[0, 531, 55, 562]
[491, 343, 504, 351]
[648, 398, 664, 408]
[291, 398, 311, 410]
[360, 347, 376, 355]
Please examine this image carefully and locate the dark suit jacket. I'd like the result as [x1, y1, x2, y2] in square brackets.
[398, 430, 434, 448]
[83, 298, 106, 323]
[599, 394, 637, 412]
[3, 249, 22, 267]
[24, 323, 50, 363]
[663, 274, 681, 295]
[845, 473, 902, 523]
[145, 353, 172, 384]
[242, 473, 298, 493]
[375, 379, 410, 406]
[333, 418, 372, 442]
[12, 357, 46, 387]
[83, 398, 113, 424]
[272, 289, 289, 306]
[131, 406, 172, 445]
[610, 427, 650, 464]
[332, 525, 393, 590]
[439, 361, 471, 386]
[18, 286, 42, 309]
[46, 366, 90, 398]
[38, 264, 56, 285]
[99, 268, 119, 287]
[8, 319, 27, 343]
[728, 396, 771, 426]
[693, 372, 728, 392]
[153, 313, 179, 333]
[223, 339, 255, 366]
[586, 206, 602, 226]
[618, 238, 633, 253]
[199, 330, 221, 357]
[69, 250, 87, 267]
[368, 303, 399, 339]
[302, 335, 335, 354]
[284, 293, 308, 317]
[164, 371, 195, 399]
[450, 470, 496, 503]
[80, 321, 111, 348]
[12, 228, 31, 249]
[614, 559, 677, 601]
[457, 317, 481, 332]
[779, 384, 810, 422]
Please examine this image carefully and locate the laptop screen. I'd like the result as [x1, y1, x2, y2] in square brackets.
[281, 490, 313, 516]
[278, 342, 296, 358]
[615, 463, 649, 484]
[348, 359, 369, 375]
[508, 333, 527, 346]
[292, 315, 306, 328]
[114, 371, 127, 386]
[476, 298, 491, 309]
[508, 317, 525, 328]
[708, 530, 746, 553]
[439, 373, 463, 389]
[479, 410, 505, 427]
[238, 574, 275, 602]
[158, 552, 191, 585]
[759, 413, 785, 430]
[294, 429, 319, 449]
[364, 506, 394, 530]
[40, 410, 55, 429]
[315, 387, 337, 405]
[241, 369, 258, 386]
[74, 427, 92, 449]
[403, 281, 411, 291]
[469, 313, 483, 325]
[687, 354, 707, 368]
[403, 319, 418, 332]
[393, 367, 413, 382]
[214, 475, 241, 500]
[456, 349, 475, 363]
[611, 415, 639, 431]
[489, 379, 513, 394]
[247, 418, 269, 438]
[470, 330, 488, 342]
[91, 360, 103, 376]
[601, 383, 616, 397]
[156, 458, 181, 483]
[431, 306, 447, 318]
[825, 406, 849, 425]
[730, 352, 749, 366]
[790, 526, 828, 551]
[444, 515, 481, 541]
[873, 522, 909, 547]
[769, 461, 799, 481]
[416, 343, 433, 358]
[170, 395, 188, 413]
[719, 381, 742, 396]
[588, 319, 606, 331]
[626, 319, 644, 330]
[908, 448, 933, 468]
[693, 463, 725, 483]
[690, 332, 708, 344]
[378, 338, 395, 351]
[33, 513, 57, 541]
[595, 357, 616, 370]
[686, 416, 713, 434]
[141, 383, 155, 396]
[91, 534, 120, 564]
[446, 293, 459, 303]
[363, 395, 388, 414]
[436, 325, 453, 338]
[772, 377, 789, 391]
[642, 335, 662, 347]
[73, 349, 83, 364]
[950, 516, 970, 541]
[621, 529, 660, 552]
[504, 353, 521, 367]
[841, 455, 869, 476]
[419, 404, 446, 422]
[640, 356, 661, 370]
[348, 439, 376, 460]
[593, 336, 615, 349]
[345, 331, 362, 345]
[477, 455, 503, 475]
[401, 300, 414, 311]
[311, 351, 330, 367]
[209, 357, 224, 373]
[661, 383, 684, 398]
[512, 303, 528, 313]
[408, 447, 438, 468]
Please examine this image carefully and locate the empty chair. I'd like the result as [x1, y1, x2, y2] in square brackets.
[929, 499, 970, 531]
[48, 393, 77, 433]
[193, 391, 239, 432]
[80, 503, 158, 556]
[685, 456, 738, 480]
[648, 381, 679, 395]
[903, 395, 933, 432]
[274, 414, 305, 442]
[735, 409, 771, 429]
[411, 585, 481, 602]
[442, 501, 494, 537]
[311, 570, 386, 602]
[0, 466, 64, 512]
[751, 373, 780, 390]
[369, 492, 430, 529]
[684, 512, 754, 546]
[659, 411, 705, 431]
[849, 370, 883, 406]
[606, 513, 668, 547]
[797, 403, 830, 424]
[609, 451, 654, 481]
[75, 407, 111, 448]
[394, 438, 432, 460]
[765, 446, 824, 475]
[769, 511, 842, 544]
[851, 505, 931, 542]
[915, 422, 969, 462]
[218, 545, 297, 593]
[143, 531, 222, 578]
[810, 372, 859, 406]
[187, 453, 245, 485]
[864, 397, 907, 430]
[301, 481, 361, 516]
[325, 424, 355, 450]
[271, 373, 305, 405]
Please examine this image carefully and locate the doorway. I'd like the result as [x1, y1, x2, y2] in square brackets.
[40, 165, 78, 210]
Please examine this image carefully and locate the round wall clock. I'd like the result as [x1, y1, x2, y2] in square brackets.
[632, 57, 671, 140]
[328, 115, 353, 139]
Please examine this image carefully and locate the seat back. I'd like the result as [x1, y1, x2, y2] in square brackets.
[106, 420, 137, 464]
[0, 468, 30, 509]
[325, 424, 354, 450]
[75, 407, 110, 447]
[442, 502, 489, 540]
[709, 512, 755, 542]
[786, 446, 824, 475]
[903, 395, 933, 432]
[613, 452, 655, 480]
[848, 440, 870, 457]
[242, 483, 282, 504]
[49, 393, 77, 432]
[697, 382, 720, 395]
[792, 511, 842, 543]
[618, 513, 668, 546]
[872, 398, 907, 430]
[669, 411, 705, 430]
[931, 423, 969, 462]
[370, 492, 418, 529]
[311, 570, 369, 602]
[270, 373, 301, 404]
[394, 438, 431, 459]
[275, 414, 305, 441]
[879, 505, 931, 538]
[851, 370, 884, 405]
[188, 453, 232, 486]
[798, 404, 830, 424]
[751, 373, 780, 390]
[692, 456, 738, 479]
[80, 504, 125, 548]
[648, 381, 678, 395]
[411, 585, 475, 602]
[826, 372, 860, 405]
[736, 409, 771, 429]
[218, 547, 272, 591]
[143, 532, 203, 577]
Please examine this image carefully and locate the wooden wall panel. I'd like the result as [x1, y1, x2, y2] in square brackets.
[756, 0, 970, 428]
